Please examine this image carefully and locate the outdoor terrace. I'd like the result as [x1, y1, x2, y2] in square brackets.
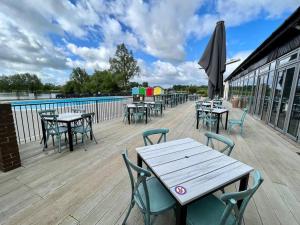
[0, 101, 300, 225]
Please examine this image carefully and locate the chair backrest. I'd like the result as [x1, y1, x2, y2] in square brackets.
[219, 171, 264, 225]
[205, 132, 235, 156]
[40, 114, 59, 134]
[241, 108, 248, 123]
[122, 150, 152, 212]
[143, 128, 169, 146]
[72, 108, 86, 113]
[123, 104, 128, 114]
[81, 112, 95, 132]
[38, 109, 56, 116]
[154, 102, 161, 109]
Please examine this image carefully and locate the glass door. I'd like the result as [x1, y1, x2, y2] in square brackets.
[287, 72, 300, 139]
[269, 70, 285, 126]
[261, 71, 274, 122]
[276, 67, 296, 130]
[254, 74, 268, 117]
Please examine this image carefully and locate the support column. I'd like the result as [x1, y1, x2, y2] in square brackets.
[0, 103, 21, 172]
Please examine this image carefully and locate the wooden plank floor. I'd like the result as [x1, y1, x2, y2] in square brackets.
[0, 101, 300, 225]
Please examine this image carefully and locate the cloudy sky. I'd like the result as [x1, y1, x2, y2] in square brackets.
[0, 0, 299, 87]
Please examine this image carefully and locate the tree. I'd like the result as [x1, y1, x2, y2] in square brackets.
[109, 43, 140, 89]
[142, 82, 148, 87]
[70, 67, 89, 93]
[84, 70, 120, 94]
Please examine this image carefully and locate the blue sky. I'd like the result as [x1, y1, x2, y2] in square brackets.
[0, 0, 299, 87]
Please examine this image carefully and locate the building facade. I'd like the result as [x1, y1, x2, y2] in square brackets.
[225, 7, 300, 142]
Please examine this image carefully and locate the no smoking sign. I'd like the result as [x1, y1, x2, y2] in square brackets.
[175, 186, 187, 195]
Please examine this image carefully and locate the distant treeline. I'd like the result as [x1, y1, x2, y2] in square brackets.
[0, 73, 61, 93]
[173, 85, 208, 96]
[0, 43, 208, 96]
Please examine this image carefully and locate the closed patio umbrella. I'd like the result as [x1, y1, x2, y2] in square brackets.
[198, 21, 226, 99]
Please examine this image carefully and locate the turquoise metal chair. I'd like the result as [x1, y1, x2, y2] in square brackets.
[72, 112, 97, 150]
[142, 128, 169, 146]
[133, 104, 146, 124]
[153, 102, 162, 117]
[122, 150, 176, 225]
[41, 114, 68, 153]
[38, 109, 56, 144]
[122, 104, 129, 124]
[187, 170, 264, 225]
[205, 132, 235, 156]
[202, 108, 218, 132]
[195, 103, 206, 126]
[71, 108, 86, 113]
[228, 108, 248, 135]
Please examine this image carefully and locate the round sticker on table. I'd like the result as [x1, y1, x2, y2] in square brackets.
[175, 186, 187, 195]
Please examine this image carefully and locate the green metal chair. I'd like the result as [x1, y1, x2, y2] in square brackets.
[142, 128, 169, 146]
[205, 132, 235, 156]
[72, 112, 97, 150]
[41, 114, 68, 153]
[228, 108, 248, 135]
[186, 170, 264, 225]
[122, 150, 176, 225]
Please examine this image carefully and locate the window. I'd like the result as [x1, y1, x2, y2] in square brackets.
[278, 52, 298, 66]
[259, 64, 270, 74]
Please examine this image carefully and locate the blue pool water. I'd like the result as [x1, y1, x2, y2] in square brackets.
[11, 96, 128, 110]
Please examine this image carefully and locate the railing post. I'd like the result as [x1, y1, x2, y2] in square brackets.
[96, 100, 99, 123]
[0, 103, 21, 172]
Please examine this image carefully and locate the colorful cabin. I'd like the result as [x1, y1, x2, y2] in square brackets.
[139, 87, 146, 95]
[154, 86, 163, 95]
[146, 87, 153, 96]
[132, 87, 139, 95]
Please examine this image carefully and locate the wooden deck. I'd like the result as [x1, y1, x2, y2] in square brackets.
[0, 101, 300, 225]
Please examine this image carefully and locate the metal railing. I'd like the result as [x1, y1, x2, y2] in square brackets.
[11, 96, 132, 144]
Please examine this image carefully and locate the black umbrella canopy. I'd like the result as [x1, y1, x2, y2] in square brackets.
[198, 21, 226, 99]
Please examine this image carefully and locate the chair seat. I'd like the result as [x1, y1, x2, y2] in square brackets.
[204, 118, 217, 123]
[73, 125, 91, 134]
[135, 177, 176, 214]
[229, 119, 242, 124]
[187, 195, 236, 225]
[48, 126, 68, 135]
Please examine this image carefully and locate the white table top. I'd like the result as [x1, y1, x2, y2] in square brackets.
[136, 138, 253, 205]
[197, 108, 228, 114]
[127, 104, 147, 108]
[57, 113, 82, 122]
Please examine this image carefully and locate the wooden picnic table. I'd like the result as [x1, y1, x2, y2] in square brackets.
[136, 138, 253, 225]
[196, 108, 229, 133]
[42, 113, 92, 151]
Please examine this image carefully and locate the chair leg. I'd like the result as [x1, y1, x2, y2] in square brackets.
[57, 136, 61, 153]
[122, 201, 135, 225]
[43, 134, 50, 151]
[83, 133, 87, 151]
[91, 131, 98, 144]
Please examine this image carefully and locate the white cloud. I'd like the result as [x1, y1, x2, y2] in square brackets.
[123, 0, 204, 60]
[134, 59, 208, 87]
[216, 0, 300, 26]
[0, 0, 299, 86]
[224, 50, 252, 78]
